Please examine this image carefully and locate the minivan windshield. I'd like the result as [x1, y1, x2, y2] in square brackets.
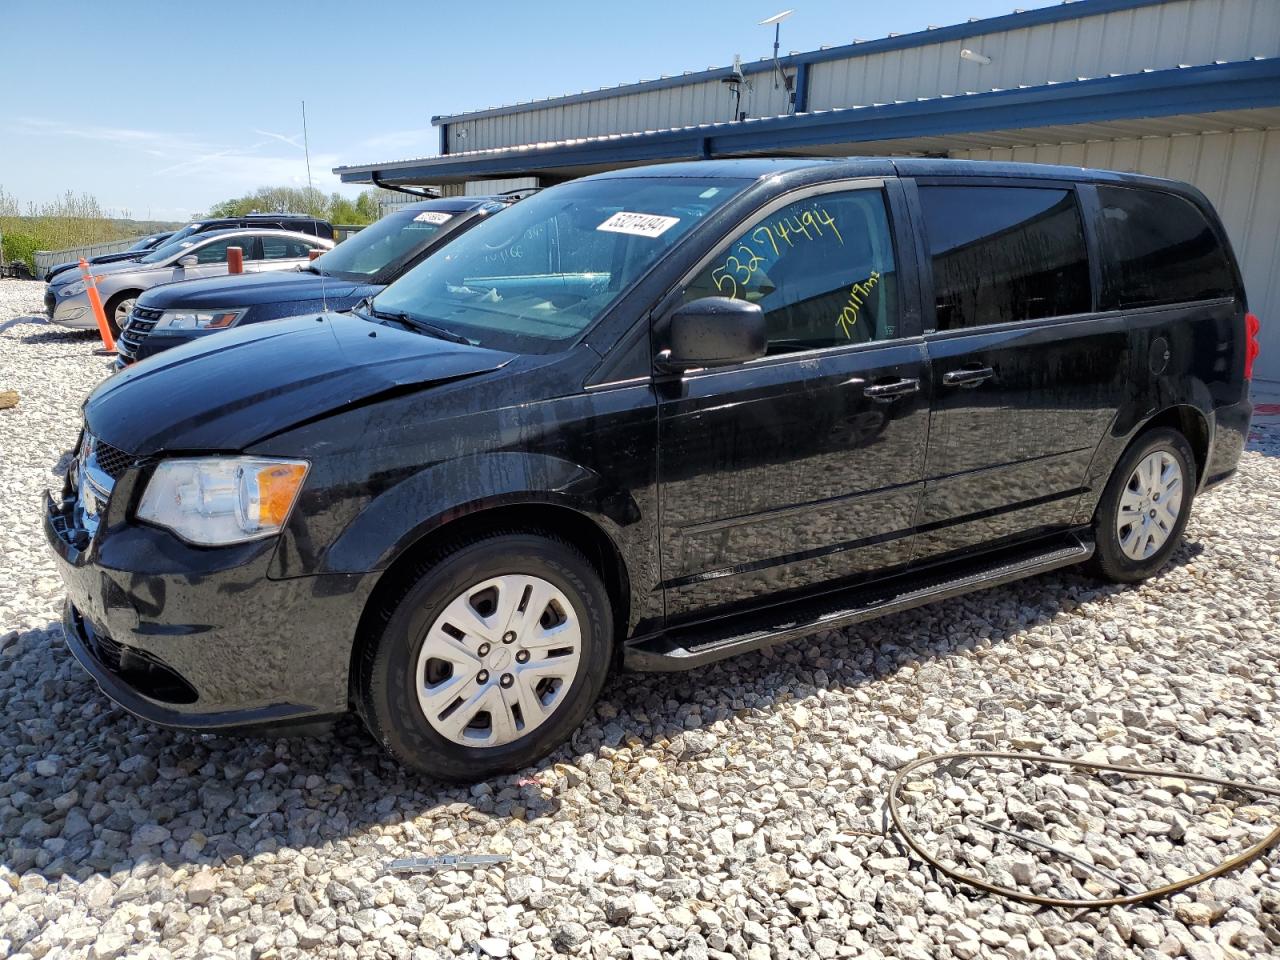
[310, 208, 456, 281]
[370, 177, 749, 353]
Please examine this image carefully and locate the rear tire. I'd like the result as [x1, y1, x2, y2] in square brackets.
[357, 532, 612, 781]
[1087, 427, 1196, 583]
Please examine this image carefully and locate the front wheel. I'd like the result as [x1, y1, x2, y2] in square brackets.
[357, 532, 613, 781]
[104, 291, 139, 339]
[1087, 427, 1196, 583]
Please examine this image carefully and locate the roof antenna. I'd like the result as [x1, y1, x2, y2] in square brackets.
[759, 10, 796, 112]
[302, 99, 328, 313]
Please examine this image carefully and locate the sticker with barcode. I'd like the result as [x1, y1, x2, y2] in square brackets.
[414, 211, 453, 224]
[596, 211, 680, 238]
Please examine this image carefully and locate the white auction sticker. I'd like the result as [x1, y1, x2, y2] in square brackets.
[414, 211, 453, 224]
[596, 211, 680, 238]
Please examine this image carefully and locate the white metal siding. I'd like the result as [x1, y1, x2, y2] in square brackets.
[950, 128, 1280, 383]
[445, 0, 1280, 152]
[808, 0, 1279, 109]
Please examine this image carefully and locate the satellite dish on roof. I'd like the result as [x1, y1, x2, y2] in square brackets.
[758, 9, 793, 25]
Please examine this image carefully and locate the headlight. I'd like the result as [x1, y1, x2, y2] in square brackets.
[137, 457, 309, 546]
[154, 308, 247, 331]
[60, 280, 87, 297]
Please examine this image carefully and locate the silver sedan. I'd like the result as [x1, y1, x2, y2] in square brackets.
[45, 228, 334, 334]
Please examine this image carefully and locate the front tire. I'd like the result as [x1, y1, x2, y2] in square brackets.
[1087, 427, 1196, 583]
[104, 291, 139, 339]
[357, 532, 613, 781]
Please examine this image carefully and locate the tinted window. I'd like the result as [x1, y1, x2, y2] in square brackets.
[261, 236, 315, 260]
[193, 238, 237, 264]
[1095, 186, 1234, 309]
[684, 189, 900, 352]
[920, 186, 1090, 330]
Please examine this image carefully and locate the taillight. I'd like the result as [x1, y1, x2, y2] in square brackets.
[1245, 312, 1260, 380]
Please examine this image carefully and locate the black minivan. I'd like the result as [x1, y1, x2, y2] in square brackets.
[45, 158, 1258, 780]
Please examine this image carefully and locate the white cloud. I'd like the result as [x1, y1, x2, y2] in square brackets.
[5, 117, 364, 212]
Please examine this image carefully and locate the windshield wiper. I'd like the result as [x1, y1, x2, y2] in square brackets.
[367, 305, 472, 345]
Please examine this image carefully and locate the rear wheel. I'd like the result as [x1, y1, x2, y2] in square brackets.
[357, 532, 612, 781]
[1087, 427, 1196, 583]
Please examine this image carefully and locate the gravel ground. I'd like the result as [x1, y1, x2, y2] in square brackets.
[1, 275, 1279, 960]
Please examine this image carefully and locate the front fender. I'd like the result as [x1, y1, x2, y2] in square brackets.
[309, 451, 641, 575]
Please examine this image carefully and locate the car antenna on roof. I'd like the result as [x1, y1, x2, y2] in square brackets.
[302, 99, 328, 313]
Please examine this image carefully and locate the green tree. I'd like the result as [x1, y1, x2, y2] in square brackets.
[202, 185, 386, 225]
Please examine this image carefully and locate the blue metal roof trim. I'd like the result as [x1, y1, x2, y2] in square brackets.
[430, 0, 1169, 126]
[337, 58, 1280, 184]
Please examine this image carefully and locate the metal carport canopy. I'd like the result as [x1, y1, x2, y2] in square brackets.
[335, 58, 1280, 186]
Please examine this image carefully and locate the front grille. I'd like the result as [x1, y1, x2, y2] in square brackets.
[82, 433, 134, 481]
[119, 305, 162, 353]
[44, 288, 56, 318]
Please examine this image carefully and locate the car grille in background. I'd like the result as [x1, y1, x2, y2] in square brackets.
[118, 305, 162, 355]
[44, 288, 56, 318]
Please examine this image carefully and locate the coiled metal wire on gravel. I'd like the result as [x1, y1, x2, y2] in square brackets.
[887, 751, 1280, 909]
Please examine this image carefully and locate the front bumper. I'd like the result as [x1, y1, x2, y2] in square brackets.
[48, 291, 93, 328]
[44, 476, 371, 731]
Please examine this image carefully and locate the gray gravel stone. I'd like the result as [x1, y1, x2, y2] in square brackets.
[2, 279, 1279, 958]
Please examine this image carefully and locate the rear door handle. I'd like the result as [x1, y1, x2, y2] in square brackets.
[942, 366, 995, 387]
[863, 377, 920, 400]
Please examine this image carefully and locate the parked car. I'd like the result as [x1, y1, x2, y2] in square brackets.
[43, 231, 175, 283]
[115, 196, 516, 367]
[43, 214, 331, 284]
[45, 158, 1257, 780]
[45, 229, 333, 335]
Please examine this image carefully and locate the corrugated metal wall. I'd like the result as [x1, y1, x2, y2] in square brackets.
[443, 0, 1280, 152]
[807, 0, 1279, 109]
[951, 129, 1280, 384]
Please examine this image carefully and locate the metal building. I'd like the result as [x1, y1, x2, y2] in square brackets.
[336, 0, 1280, 382]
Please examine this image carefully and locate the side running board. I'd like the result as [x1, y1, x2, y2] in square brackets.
[625, 533, 1094, 672]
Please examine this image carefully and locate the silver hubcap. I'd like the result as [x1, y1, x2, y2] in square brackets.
[415, 575, 581, 747]
[1116, 450, 1183, 561]
[114, 298, 136, 325]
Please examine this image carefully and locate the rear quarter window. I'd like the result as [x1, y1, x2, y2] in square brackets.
[1095, 186, 1235, 309]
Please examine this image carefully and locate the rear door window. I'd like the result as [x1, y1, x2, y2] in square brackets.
[919, 185, 1091, 330]
[1095, 186, 1235, 309]
[261, 236, 315, 260]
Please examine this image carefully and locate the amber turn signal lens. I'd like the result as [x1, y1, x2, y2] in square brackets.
[253, 462, 309, 529]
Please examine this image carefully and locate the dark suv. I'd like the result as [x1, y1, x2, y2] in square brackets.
[116, 196, 514, 367]
[45, 158, 1257, 780]
[43, 214, 332, 283]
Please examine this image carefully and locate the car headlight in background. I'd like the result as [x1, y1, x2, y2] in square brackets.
[60, 280, 88, 297]
[154, 308, 247, 331]
[137, 457, 309, 545]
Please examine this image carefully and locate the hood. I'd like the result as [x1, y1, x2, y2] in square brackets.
[50, 257, 155, 286]
[86, 312, 512, 455]
[137, 270, 363, 310]
[90, 250, 148, 265]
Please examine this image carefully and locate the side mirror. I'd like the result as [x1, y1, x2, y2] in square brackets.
[177, 255, 198, 268]
[657, 297, 766, 372]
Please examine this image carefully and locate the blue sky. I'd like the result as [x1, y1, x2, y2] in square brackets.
[0, 0, 1057, 221]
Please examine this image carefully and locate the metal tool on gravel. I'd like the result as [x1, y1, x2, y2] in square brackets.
[387, 854, 511, 874]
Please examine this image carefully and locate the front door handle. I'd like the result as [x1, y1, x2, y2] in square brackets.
[942, 366, 995, 387]
[863, 377, 920, 400]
